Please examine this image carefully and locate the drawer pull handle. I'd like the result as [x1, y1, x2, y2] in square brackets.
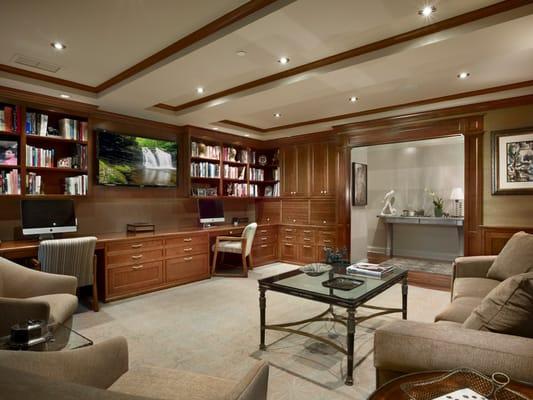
[131, 244, 143, 249]
[184, 248, 193, 251]
[323, 240, 332, 243]
[303, 245, 312, 249]
[260, 230, 267, 233]
[303, 238, 311, 241]
[303, 230, 311, 233]
[131, 255, 143, 260]
[261, 237, 268, 241]
[284, 243, 293, 247]
[132, 265, 144, 270]
[266, 218, 270, 222]
[184, 257, 193, 261]
[260, 244, 268, 248]
[323, 220, 327, 224]
[285, 236, 293, 239]
[285, 229, 293, 232]
[183, 238, 192, 242]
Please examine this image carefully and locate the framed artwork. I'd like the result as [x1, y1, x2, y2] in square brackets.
[351, 162, 367, 206]
[0, 140, 18, 166]
[492, 127, 533, 195]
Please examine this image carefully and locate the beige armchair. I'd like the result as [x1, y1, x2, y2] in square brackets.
[212, 223, 258, 277]
[0, 336, 269, 400]
[0, 256, 78, 336]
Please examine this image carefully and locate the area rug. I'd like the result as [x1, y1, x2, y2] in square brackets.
[380, 257, 453, 275]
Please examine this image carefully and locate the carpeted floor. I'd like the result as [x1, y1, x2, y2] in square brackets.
[73, 263, 451, 400]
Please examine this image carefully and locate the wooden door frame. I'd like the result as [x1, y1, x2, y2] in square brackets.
[337, 114, 484, 258]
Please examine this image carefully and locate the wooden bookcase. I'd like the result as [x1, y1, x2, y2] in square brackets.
[0, 101, 22, 196]
[189, 135, 279, 199]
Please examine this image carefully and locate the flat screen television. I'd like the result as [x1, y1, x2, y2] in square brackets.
[96, 130, 177, 187]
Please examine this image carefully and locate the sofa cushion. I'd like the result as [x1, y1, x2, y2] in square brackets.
[463, 272, 533, 338]
[29, 293, 78, 325]
[434, 297, 481, 323]
[110, 366, 235, 400]
[486, 231, 533, 281]
[452, 277, 500, 300]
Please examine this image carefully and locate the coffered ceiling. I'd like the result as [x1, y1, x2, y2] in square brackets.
[1, 0, 532, 139]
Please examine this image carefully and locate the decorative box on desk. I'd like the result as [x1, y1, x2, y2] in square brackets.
[127, 223, 155, 233]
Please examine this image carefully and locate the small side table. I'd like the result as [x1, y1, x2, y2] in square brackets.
[368, 371, 533, 400]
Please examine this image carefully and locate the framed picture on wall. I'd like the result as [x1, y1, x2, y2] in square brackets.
[492, 127, 533, 195]
[352, 162, 367, 206]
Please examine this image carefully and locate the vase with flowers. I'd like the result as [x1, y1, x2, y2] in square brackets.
[425, 188, 444, 217]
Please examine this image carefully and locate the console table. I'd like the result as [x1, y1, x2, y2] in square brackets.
[378, 216, 464, 257]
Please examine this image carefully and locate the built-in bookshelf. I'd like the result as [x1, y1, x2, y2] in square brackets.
[189, 136, 279, 198]
[0, 102, 22, 195]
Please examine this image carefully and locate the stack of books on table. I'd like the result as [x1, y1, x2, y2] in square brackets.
[346, 262, 395, 278]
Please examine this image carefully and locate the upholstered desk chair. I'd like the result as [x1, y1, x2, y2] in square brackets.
[0, 256, 78, 336]
[212, 223, 257, 277]
[37, 236, 99, 311]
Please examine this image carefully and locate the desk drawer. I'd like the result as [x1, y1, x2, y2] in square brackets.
[107, 239, 163, 254]
[165, 254, 209, 284]
[299, 229, 315, 244]
[252, 243, 277, 261]
[280, 242, 297, 262]
[317, 230, 336, 246]
[166, 244, 207, 258]
[107, 261, 164, 297]
[107, 249, 163, 267]
[298, 244, 316, 263]
[253, 234, 277, 247]
[217, 228, 243, 237]
[166, 234, 208, 247]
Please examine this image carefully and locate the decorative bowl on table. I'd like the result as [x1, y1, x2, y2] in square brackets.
[299, 263, 332, 277]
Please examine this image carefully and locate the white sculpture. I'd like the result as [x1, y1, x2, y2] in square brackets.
[380, 190, 397, 216]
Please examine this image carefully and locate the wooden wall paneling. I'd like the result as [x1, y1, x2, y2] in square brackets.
[463, 132, 484, 256]
[481, 226, 533, 255]
[296, 144, 310, 196]
[280, 146, 297, 196]
[310, 142, 337, 196]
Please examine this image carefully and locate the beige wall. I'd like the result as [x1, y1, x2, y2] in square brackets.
[482, 104, 533, 227]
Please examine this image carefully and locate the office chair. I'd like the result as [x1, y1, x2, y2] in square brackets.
[212, 223, 257, 277]
[36, 236, 99, 311]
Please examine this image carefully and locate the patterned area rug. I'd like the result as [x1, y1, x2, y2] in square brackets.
[380, 257, 453, 276]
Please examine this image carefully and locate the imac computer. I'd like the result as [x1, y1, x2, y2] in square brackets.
[198, 199, 224, 228]
[21, 199, 77, 239]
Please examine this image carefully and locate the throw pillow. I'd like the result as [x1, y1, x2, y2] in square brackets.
[486, 231, 533, 281]
[463, 272, 533, 338]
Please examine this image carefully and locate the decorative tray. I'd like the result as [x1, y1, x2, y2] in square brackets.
[321, 276, 364, 291]
[299, 263, 332, 277]
[400, 368, 529, 400]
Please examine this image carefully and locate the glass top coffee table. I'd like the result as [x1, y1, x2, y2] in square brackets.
[258, 263, 408, 385]
[0, 322, 93, 351]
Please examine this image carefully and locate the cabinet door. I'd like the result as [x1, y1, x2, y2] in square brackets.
[256, 200, 281, 224]
[298, 244, 316, 264]
[281, 146, 297, 196]
[325, 143, 337, 196]
[311, 142, 337, 196]
[296, 144, 310, 196]
[280, 242, 297, 262]
[310, 200, 336, 226]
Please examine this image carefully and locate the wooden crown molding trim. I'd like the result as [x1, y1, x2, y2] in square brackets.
[155, 0, 533, 114]
[0, 0, 284, 94]
[92, 110, 184, 132]
[0, 84, 98, 114]
[218, 80, 533, 133]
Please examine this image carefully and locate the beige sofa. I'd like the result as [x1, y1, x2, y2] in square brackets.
[0, 336, 269, 400]
[0, 256, 78, 335]
[374, 255, 533, 387]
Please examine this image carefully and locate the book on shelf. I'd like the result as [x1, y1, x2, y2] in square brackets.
[25, 112, 48, 136]
[26, 172, 42, 195]
[190, 161, 220, 178]
[273, 168, 280, 181]
[346, 262, 395, 278]
[264, 182, 280, 197]
[191, 141, 220, 160]
[0, 169, 20, 194]
[26, 145, 55, 168]
[65, 175, 88, 195]
[249, 184, 259, 197]
[223, 165, 246, 179]
[226, 182, 247, 197]
[223, 146, 248, 163]
[59, 118, 88, 141]
[250, 168, 264, 181]
[0, 105, 19, 132]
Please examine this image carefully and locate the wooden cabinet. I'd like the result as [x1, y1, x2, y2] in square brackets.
[256, 200, 281, 224]
[281, 200, 309, 225]
[107, 261, 164, 298]
[298, 244, 316, 263]
[311, 142, 337, 197]
[280, 242, 298, 262]
[281, 144, 309, 196]
[277, 225, 338, 264]
[251, 225, 278, 267]
[165, 254, 209, 284]
[310, 199, 336, 226]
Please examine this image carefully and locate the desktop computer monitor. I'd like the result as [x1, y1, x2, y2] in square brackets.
[21, 199, 77, 238]
[198, 199, 224, 226]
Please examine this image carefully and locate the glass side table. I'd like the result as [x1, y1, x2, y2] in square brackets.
[0, 322, 92, 351]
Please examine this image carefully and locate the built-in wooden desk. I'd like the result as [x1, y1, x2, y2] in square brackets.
[0, 224, 271, 302]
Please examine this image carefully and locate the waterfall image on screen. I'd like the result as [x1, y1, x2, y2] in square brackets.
[97, 130, 177, 187]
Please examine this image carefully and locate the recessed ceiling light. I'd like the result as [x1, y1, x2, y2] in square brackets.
[59, 94, 70, 99]
[418, 6, 436, 17]
[273, 112, 281, 118]
[244, 134, 250, 137]
[457, 71, 470, 79]
[236, 50, 247, 57]
[196, 87, 204, 94]
[213, 127, 219, 130]
[349, 96, 358, 103]
[51, 41, 66, 50]
[278, 57, 290, 65]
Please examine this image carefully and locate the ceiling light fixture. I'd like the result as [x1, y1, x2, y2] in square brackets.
[236, 50, 247, 56]
[457, 71, 470, 79]
[278, 57, 290, 65]
[244, 134, 250, 137]
[196, 87, 204, 94]
[213, 127, 219, 130]
[418, 5, 436, 17]
[59, 94, 71, 99]
[273, 112, 281, 118]
[349, 96, 358, 103]
[51, 41, 66, 50]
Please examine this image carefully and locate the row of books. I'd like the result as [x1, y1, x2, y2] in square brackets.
[249, 184, 259, 197]
[26, 113, 88, 141]
[190, 162, 220, 178]
[26, 172, 42, 195]
[0, 169, 20, 194]
[57, 144, 87, 170]
[58, 118, 88, 141]
[225, 183, 247, 197]
[249, 168, 265, 181]
[0, 105, 20, 132]
[25, 112, 48, 136]
[272, 168, 280, 181]
[223, 165, 246, 180]
[223, 147, 248, 163]
[264, 182, 280, 197]
[65, 175, 88, 195]
[346, 263, 396, 278]
[191, 142, 220, 160]
[26, 145, 54, 167]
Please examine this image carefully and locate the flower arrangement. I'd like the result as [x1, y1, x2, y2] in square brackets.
[425, 188, 444, 217]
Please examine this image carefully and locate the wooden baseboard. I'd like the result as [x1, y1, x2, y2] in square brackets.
[407, 270, 451, 291]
